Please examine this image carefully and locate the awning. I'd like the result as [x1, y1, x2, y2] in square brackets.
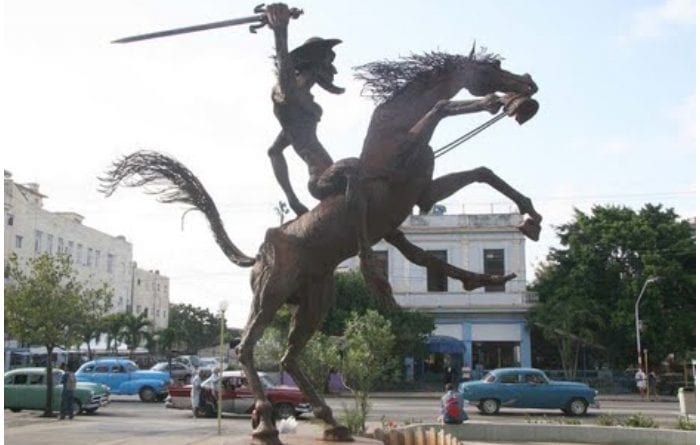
[425, 335, 464, 354]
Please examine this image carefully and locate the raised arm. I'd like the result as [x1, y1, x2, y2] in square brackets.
[266, 3, 295, 97]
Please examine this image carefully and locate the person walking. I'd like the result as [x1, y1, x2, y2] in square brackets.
[59, 363, 76, 420]
[190, 368, 205, 418]
[635, 368, 647, 400]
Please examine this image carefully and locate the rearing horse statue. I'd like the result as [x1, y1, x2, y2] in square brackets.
[100, 10, 540, 444]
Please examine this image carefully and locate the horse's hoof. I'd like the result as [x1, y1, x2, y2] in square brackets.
[323, 425, 354, 442]
[518, 218, 541, 241]
[252, 428, 282, 445]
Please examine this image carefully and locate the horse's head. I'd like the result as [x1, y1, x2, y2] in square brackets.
[461, 48, 537, 97]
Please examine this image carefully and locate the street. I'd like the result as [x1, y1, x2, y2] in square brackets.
[4, 395, 684, 445]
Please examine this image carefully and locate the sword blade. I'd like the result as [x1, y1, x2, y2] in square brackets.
[112, 14, 264, 44]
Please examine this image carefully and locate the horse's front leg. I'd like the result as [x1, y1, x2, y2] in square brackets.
[406, 94, 503, 147]
[385, 230, 516, 290]
[416, 167, 542, 240]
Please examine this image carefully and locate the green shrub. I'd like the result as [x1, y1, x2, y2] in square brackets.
[624, 413, 658, 428]
[596, 413, 623, 426]
[677, 416, 696, 431]
[339, 403, 366, 435]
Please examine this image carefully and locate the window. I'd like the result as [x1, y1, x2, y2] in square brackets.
[95, 250, 100, 269]
[34, 230, 43, 253]
[67, 241, 74, 257]
[47, 234, 54, 255]
[426, 250, 448, 292]
[87, 248, 93, 266]
[483, 249, 505, 292]
[12, 374, 28, 385]
[94, 365, 109, 373]
[136, 305, 141, 314]
[57, 237, 64, 254]
[137, 278, 141, 286]
[29, 374, 44, 385]
[499, 373, 518, 384]
[107, 253, 114, 273]
[76, 244, 83, 265]
[7, 213, 14, 226]
[15, 235, 23, 249]
[374, 250, 389, 281]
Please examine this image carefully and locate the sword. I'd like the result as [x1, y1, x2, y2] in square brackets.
[112, 4, 303, 44]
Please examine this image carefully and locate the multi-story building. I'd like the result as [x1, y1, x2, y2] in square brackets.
[342, 212, 537, 374]
[4, 170, 169, 329]
[132, 266, 170, 330]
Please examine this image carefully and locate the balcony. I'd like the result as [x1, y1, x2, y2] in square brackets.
[395, 290, 538, 312]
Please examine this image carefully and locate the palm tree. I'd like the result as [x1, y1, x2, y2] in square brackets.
[121, 312, 153, 359]
[102, 313, 127, 355]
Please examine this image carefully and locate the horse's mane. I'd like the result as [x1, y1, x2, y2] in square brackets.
[354, 47, 503, 104]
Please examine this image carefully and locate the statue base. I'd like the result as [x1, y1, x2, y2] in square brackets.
[201, 434, 381, 445]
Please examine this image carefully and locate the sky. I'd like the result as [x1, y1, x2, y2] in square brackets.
[2, 0, 696, 328]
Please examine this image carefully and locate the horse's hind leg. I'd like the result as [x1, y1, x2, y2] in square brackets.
[417, 167, 542, 241]
[281, 274, 352, 441]
[385, 229, 516, 290]
[237, 241, 293, 444]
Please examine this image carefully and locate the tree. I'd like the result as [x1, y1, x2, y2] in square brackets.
[337, 310, 396, 434]
[77, 285, 113, 360]
[121, 312, 153, 358]
[102, 313, 127, 354]
[323, 271, 433, 381]
[167, 304, 222, 354]
[529, 204, 695, 370]
[5, 255, 89, 416]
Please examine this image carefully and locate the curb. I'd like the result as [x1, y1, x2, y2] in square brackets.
[397, 422, 695, 445]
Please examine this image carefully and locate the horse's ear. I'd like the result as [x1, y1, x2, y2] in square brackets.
[469, 41, 476, 59]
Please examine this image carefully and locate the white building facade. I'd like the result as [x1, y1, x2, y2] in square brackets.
[4, 171, 169, 329]
[343, 213, 536, 372]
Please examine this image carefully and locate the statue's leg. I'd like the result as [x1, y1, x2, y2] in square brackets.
[385, 230, 517, 290]
[268, 131, 309, 217]
[237, 241, 295, 445]
[312, 159, 397, 309]
[281, 275, 353, 442]
[416, 167, 542, 240]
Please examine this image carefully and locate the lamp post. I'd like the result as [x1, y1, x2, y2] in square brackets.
[635, 277, 659, 369]
[217, 300, 228, 436]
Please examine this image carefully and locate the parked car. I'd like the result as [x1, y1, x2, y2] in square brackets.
[458, 367, 599, 416]
[76, 358, 172, 402]
[198, 357, 221, 370]
[151, 362, 193, 383]
[165, 370, 311, 419]
[5, 367, 110, 415]
[173, 355, 201, 370]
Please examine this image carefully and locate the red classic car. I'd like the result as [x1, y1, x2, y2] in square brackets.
[165, 370, 311, 419]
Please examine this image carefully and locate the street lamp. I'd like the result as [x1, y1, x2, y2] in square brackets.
[635, 277, 659, 369]
[217, 300, 228, 436]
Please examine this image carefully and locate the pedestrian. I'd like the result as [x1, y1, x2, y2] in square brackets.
[190, 368, 205, 418]
[59, 363, 76, 420]
[635, 368, 647, 400]
[648, 370, 658, 400]
[439, 383, 468, 424]
[203, 367, 221, 399]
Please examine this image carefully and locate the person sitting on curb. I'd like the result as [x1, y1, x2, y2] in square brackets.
[440, 383, 468, 424]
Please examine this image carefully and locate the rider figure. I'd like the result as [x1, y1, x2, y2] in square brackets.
[265, 3, 356, 217]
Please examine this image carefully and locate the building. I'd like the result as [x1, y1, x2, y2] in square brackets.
[4, 170, 169, 329]
[132, 266, 170, 330]
[343, 212, 537, 374]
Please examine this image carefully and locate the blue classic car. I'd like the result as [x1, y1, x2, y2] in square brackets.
[458, 367, 598, 416]
[76, 358, 172, 402]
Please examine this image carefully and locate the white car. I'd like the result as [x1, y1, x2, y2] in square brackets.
[198, 357, 221, 370]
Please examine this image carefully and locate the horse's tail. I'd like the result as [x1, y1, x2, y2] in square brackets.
[99, 150, 255, 267]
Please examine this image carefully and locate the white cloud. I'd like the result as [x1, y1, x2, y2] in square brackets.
[620, 0, 695, 43]
[669, 94, 696, 150]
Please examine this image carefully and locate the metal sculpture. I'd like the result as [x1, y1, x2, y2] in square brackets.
[101, 3, 541, 444]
